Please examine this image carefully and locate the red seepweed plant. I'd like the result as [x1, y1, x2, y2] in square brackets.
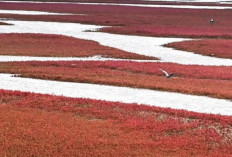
[0, 22, 11, 25]
[1, 2, 232, 38]
[0, 89, 232, 156]
[0, 33, 156, 60]
[165, 39, 232, 59]
[1, 61, 232, 100]
[0, 2, 232, 156]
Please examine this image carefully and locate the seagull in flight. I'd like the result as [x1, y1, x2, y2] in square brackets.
[159, 69, 174, 78]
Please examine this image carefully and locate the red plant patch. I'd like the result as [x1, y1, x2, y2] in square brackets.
[0, 33, 156, 59]
[0, 22, 11, 25]
[1, 61, 232, 99]
[0, 90, 232, 156]
[1, 2, 232, 38]
[5, 0, 232, 7]
[165, 39, 232, 59]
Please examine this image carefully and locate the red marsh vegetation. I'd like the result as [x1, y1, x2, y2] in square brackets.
[2, 61, 232, 99]
[4, 0, 232, 7]
[0, 90, 232, 156]
[1, 2, 232, 38]
[0, 33, 155, 59]
[0, 22, 11, 25]
[165, 39, 232, 59]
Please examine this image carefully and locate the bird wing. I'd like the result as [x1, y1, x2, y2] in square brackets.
[159, 68, 169, 76]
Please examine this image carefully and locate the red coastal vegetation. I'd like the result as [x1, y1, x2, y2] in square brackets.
[0, 22, 11, 25]
[4, 0, 232, 7]
[0, 33, 155, 59]
[1, 2, 232, 38]
[1, 61, 232, 99]
[165, 39, 232, 59]
[0, 90, 232, 156]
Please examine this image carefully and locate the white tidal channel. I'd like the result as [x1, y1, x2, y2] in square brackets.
[0, 9, 79, 15]
[69, 2, 232, 10]
[1, 74, 232, 116]
[1, 1, 232, 9]
[1, 20, 232, 65]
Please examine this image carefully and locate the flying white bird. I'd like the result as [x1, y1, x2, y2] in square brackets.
[159, 69, 174, 78]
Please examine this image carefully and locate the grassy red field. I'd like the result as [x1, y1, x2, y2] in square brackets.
[1, 61, 232, 100]
[0, 33, 155, 59]
[4, 0, 232, 6]
[1, 1, 232, 156]
[1, 2, 232, 38]
[0, 22, 10, 25]
[165, 39, 232, 59]
[0, 90, 232, 156]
